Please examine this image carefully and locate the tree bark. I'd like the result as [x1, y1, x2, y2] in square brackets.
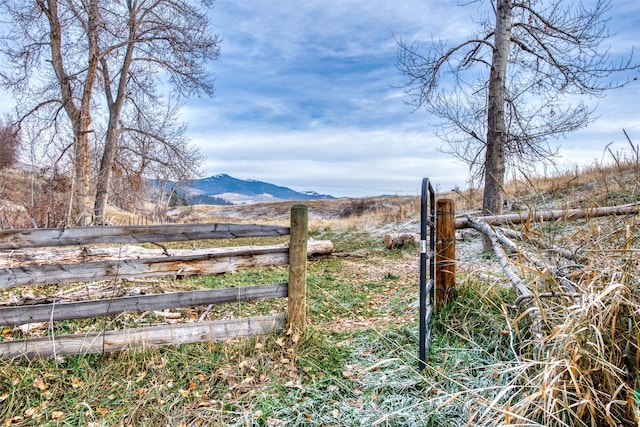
[41, 0, 99, 225]
[93, 8, 136, 224]
[482, 0, 512, 250]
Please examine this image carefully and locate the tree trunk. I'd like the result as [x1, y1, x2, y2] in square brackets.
[93, 14, 136, 224]
[43, 0, 99, 225]
[93, 114, 119, 224]
[71, 127, 91, 226]
[482, 0, 512, 250]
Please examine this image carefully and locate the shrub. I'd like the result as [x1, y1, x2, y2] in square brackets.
[0, 120, 20, 169]
[340, 198, 377, 217]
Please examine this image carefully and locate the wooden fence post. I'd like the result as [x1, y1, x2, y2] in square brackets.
[436, 199, 455, 307]
[288, 204, 308, 332]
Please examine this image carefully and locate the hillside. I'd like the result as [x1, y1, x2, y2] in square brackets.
[167, 174, 336, 205]
[1, 160, 639, 425]
[2, 158, 638, 229]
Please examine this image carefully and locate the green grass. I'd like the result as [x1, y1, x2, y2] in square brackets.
[4, 217, 637, 426]
[0, 246, 518, 426]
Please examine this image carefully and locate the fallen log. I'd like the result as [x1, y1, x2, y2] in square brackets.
[466, 214, 584, 313]
[455, 203, 640, 229]
[383, 233, 419, 249]
[463, 215, 543, 338]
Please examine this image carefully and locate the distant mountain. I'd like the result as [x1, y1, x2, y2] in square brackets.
[169, 174, 336, 205]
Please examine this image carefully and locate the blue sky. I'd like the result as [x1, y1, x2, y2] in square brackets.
[3, 1, 639, 198]
[184, 0, 640, 197]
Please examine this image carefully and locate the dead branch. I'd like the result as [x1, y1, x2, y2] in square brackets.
[464, 216, 533, 299]
[464, 215, 543, 337]
[498, 227, 578, 262]
[511, 291, 581, 308]
[466, 214, 587, 334]
[455, 203, 640, 229]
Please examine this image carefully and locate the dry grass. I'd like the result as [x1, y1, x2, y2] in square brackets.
[148, 195, 422, 234]
[1, 159, 640, 425]
[463, 212, 640, 425]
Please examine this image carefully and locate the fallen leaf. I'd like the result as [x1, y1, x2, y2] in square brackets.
[18, 322, 47, 334]
[33, 377, 48, 391]
[51, 411, 64, 420]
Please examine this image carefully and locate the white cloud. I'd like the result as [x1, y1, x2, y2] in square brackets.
[185, 0, 640, 198]
[2, 0, 638, 199]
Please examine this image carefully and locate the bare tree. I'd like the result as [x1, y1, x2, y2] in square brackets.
[0, 0, 99, 224]
[111, 101, 204, 215]
[0, 0, 220, 224]
[92, 0, 219, 223]
[397, 0, 638, 239]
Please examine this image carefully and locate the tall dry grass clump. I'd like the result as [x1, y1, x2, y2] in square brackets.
[474, 216, 640, 426]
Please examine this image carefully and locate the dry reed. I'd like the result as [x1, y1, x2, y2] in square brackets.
[473, 215, 640, 426]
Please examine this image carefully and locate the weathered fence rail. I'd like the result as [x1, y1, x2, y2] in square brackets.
[0, 222, 291, 249]
[0, 205, 323, 359]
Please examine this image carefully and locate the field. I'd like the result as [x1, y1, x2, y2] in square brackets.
[0, 160, 639, 426]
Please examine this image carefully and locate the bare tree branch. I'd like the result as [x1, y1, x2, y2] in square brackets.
[396, 0, 639, 243]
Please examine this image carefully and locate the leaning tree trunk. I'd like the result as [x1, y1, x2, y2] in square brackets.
[482, 0, 513, 250]
[93, 22, 136, 225]
[93, 114, 119, 225]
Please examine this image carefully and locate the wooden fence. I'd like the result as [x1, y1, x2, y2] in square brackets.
[0, 205, 320, 359]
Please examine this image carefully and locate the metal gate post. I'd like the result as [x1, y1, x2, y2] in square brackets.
[419, 178, 436, 371]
